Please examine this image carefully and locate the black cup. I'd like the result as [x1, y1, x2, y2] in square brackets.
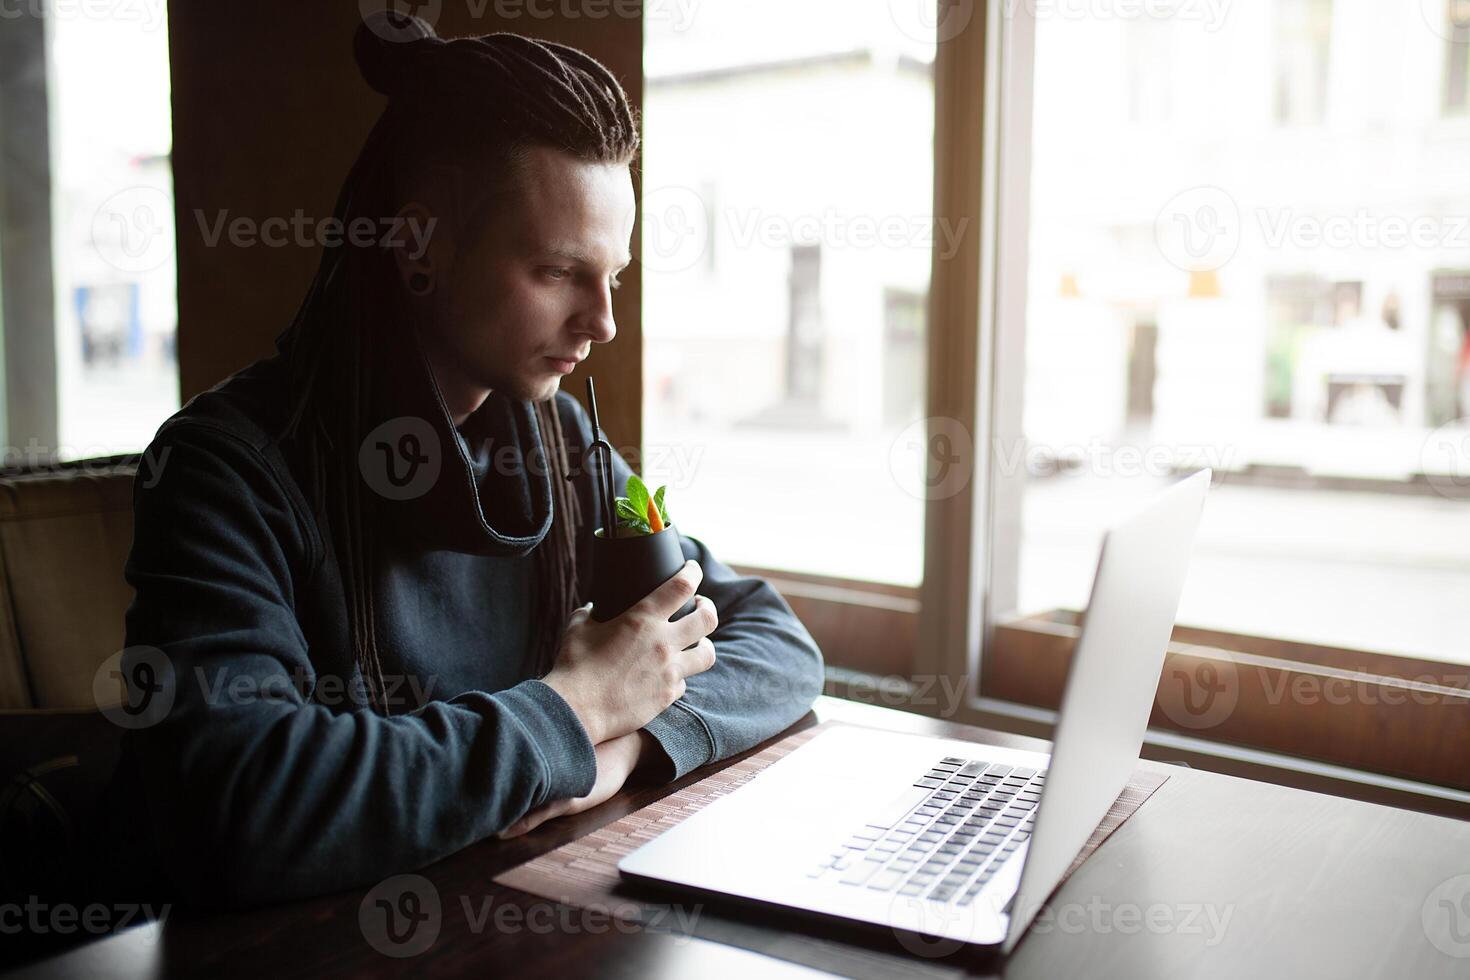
[588, 523, 698, 623]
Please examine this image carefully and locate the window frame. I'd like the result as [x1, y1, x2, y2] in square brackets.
[1445, 2, 1470, 115]
[919, 0, 1031, 714]
[730, 564, 918, 680]
[0, 10, 60, 454]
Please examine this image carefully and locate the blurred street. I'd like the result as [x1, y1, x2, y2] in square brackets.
[647, 420, 1470, 667]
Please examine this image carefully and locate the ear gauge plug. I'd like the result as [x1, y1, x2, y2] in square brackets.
[408, 272, 432, 295]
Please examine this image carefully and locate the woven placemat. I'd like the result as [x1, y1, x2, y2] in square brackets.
[494, 720, 1169, 978]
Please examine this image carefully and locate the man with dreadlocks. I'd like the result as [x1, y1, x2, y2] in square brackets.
[96, 12, 824, 909]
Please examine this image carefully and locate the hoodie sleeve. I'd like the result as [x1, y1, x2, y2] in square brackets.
[119, 420, 598, 909]
[556, 395, 826, 781]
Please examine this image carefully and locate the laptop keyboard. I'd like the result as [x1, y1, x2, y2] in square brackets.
[808, 756, 1045, 906]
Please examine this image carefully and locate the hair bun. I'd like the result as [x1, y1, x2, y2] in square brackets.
[354, 11, 439, 97]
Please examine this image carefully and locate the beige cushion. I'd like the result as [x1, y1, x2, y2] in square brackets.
[0, 464, 136, 708]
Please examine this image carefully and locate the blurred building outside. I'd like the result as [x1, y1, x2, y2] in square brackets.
[642, 1, 1470, 665]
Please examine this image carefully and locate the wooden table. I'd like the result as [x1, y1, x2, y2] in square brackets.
[10, 696, 1470, 979]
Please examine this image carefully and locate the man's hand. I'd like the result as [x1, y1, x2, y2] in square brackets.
[541, 560, 718, 744]
[495, 730, 658, 839]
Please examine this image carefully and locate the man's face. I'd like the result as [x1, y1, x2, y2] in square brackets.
[419, 144, 636, 409]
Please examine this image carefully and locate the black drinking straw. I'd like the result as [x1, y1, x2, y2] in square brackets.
[584, 378, 618, 539]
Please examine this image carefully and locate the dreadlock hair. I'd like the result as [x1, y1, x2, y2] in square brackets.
[272, 11, 640, 715]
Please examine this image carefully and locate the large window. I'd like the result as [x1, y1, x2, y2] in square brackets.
[0, 3, 177, 463]
[52, 3, 178, 456]
[1013, 2, 1470, 666]
[641, 1, 938, 587]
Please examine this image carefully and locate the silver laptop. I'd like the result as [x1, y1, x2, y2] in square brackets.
[617, 469, 1211, 954]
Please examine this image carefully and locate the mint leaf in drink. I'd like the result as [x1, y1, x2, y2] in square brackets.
[617, 515, 650, 535]
[608, 474, 674, 537]
[625, 473, 650, 519]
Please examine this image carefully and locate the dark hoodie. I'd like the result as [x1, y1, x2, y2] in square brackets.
[97, 320, 825, 910]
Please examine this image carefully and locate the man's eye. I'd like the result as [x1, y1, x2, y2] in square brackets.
[542, 267, 572, 281]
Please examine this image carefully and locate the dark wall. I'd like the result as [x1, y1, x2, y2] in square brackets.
[166, 2, 644, 450]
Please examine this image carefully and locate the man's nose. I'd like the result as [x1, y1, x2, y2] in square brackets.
[578, 282, 618, 345]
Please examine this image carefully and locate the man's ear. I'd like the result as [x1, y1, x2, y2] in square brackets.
[389, 200, 448, 296]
